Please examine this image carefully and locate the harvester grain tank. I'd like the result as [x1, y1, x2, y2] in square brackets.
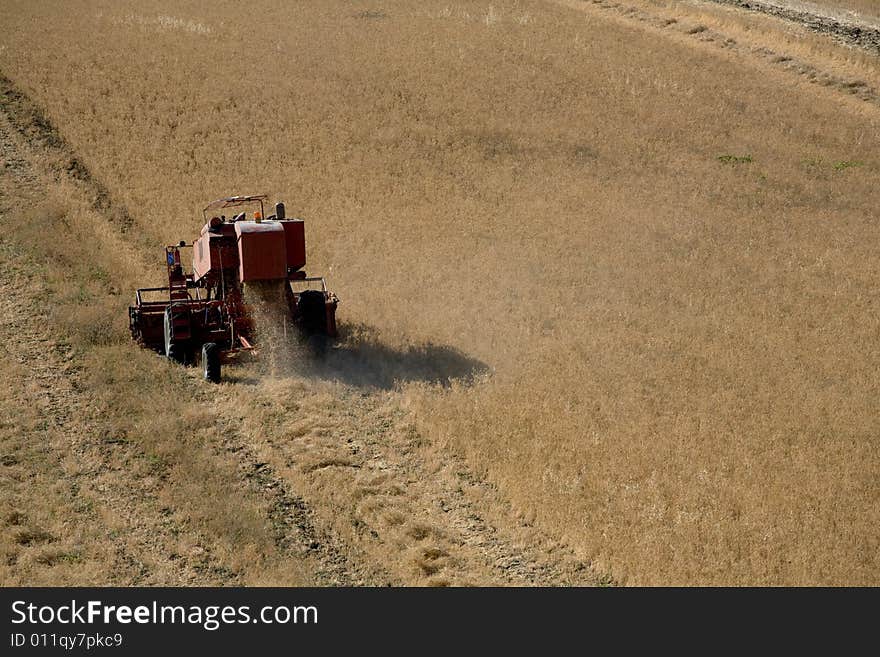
[128, 195, 338, 381]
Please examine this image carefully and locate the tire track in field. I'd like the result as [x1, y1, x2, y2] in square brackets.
[213, 374, 604, 586]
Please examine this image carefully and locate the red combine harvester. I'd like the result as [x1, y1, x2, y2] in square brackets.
[129, 195, 338, 382]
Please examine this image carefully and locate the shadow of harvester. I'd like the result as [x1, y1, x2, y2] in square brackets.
[304, 324, 490, 390]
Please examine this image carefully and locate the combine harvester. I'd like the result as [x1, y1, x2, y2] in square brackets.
[129, 195, 338, 382]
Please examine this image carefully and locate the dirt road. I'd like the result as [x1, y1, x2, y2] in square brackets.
[704, 0, 880, 52]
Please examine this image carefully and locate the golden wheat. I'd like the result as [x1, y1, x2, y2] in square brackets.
[1, 0, 878, 584]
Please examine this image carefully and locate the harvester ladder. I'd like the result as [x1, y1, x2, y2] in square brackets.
[168, 302, 192, 341]
[165, 246, 190, 301]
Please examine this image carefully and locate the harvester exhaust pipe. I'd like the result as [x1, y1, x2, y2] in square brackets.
[275, 202, 286, 220]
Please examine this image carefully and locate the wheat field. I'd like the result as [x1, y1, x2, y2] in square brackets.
[1, 0, 878, 585]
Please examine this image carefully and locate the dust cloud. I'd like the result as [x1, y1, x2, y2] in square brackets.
[244, 281, 487, 389]
[244, 280, 299, 376]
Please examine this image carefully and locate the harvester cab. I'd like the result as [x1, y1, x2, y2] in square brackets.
[128, 195, 338, 382]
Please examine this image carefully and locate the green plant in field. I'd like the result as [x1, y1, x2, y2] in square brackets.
[353, 10, 386, 20]
[36, 550, 83, 565]
[717, 154, 753, 165]
[74, 498, 95, 514]
[144, 453, 168, 475]
[596, 572, 617, 587]
[88, 264, 110, 284]
[70, 285, 92, 303]
[833, 160, 862, 171]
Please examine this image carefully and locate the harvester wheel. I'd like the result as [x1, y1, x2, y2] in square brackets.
[166, 343, 185, 364]
[297, 290, 328, 335]
[163, 307, 186, 364]
[202, 343, 221, 383]
[306, 333, 328, 359]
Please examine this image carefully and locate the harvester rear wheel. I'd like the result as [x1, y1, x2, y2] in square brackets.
[297, 290, 328, 335]
[202, 343, 221, 383]
[306, 332, 328, 359]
